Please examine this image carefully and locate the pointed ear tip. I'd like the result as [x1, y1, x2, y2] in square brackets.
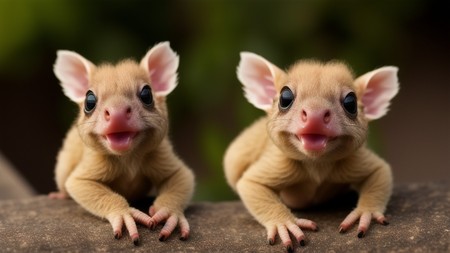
[378, 66, 399, 75]
[159, 41, 171, 48]
[240, 51, 258, 58]
[239, 52, 262, 67]
[56, 50, 87, 62]
[158, 41, 175, 48]
[147, 42, 173, 54]
[160, 42, 178, 55]
[383, 67, 400, 82]
[56, 50, 71, 57]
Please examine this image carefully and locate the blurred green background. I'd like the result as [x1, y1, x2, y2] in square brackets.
[0, 0, 449, 201]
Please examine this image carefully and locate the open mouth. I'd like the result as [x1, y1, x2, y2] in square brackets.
[299, 134, 329, 152]
[105, 131, 137, 152]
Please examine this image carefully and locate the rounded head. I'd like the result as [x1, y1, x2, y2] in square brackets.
[237, 52, 399, 161]
[267, 61, 367, 160]
[54, 42, 179, 155]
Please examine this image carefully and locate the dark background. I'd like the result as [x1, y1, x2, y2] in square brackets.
[0, 0, 449, 201]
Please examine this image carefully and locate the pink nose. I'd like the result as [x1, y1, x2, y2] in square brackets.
[301, 109, 331, 124]
[104, 106, 132, 122]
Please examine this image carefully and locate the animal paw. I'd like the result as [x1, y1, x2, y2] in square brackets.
[149, 205, 190, 241]
[339, 209, 389, 238]
[265, 218, 318, 251]
[106, 207, 152, 245]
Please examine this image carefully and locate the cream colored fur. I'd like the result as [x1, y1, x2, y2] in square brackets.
[224, 55, 397, 249]
[50, 43, 194, 244]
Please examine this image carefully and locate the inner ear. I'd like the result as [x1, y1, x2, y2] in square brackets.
[54, 50, 95, 103]
[237, 52, 284, 111]
[355, 66, 399, 120]
[140, 42, 179, 97]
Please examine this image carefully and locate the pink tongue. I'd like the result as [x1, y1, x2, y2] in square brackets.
[300, 134, 328, 151]
[106, 132, 135, 152]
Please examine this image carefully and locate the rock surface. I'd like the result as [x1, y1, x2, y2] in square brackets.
[0, 183, 448, 252]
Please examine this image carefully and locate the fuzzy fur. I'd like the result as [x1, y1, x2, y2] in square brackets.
[50, 43, 195, 244]
[224, 53, 398, 249]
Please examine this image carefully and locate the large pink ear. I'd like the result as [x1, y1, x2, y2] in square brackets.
[140, 42, 179, 97]
[237, 52, 283, 111]
[355, 66, 399, 120]
[53, 50, 94, 103]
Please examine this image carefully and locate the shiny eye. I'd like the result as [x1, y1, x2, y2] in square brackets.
[342, 92, 358, 118]
[139, 85, 153, 106]
[84, 90, 97, 114]
[279, 86, 295, 111]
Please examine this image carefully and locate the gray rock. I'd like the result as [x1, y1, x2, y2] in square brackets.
[0, 183, 448, 252]
[0, 153, 35, 200]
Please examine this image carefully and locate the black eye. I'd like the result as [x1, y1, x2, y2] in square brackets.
[84, 90, 97, 114]
[342, 92, 358, 118]
[139, 85, 153, 106]
[279, 86, 295, 111]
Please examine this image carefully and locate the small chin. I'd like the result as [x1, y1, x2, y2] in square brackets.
[107, 143, 134, 155]
[300, 148, 328, 159]
[293, 142, 325, 157]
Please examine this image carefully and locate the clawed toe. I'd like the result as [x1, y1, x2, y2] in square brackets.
[339, 210, 389, 238]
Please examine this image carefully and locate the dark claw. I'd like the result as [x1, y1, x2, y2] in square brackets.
[357, 231, 365, 238]
[286, 244, 294, 253]
[159, 235, 166, 242]
[339, 227, 345, 234]
[133, 238, 140, 246]
[179, 236, 187, 241]
[268, 238, 275, 245]
[382, 221, 390, 226]
[114, 233, 121, 240]
[300, 240, 306, 246]
[314, 226, 320, 232]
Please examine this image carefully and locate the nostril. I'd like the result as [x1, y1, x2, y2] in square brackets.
[104, 109, 110, 121]
[125, 107, 132, 118]
[324, 110, 331, 124]
[301, 110, 308, 122]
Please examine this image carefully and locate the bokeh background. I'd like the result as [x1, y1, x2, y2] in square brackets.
[0, 0, 449, 201]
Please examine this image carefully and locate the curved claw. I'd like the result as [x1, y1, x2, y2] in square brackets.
[107, 208, 152, 245]
[178, 215, 190, 240]
[339, 210, 389, 237]
[266, 218, 316, 250]
[149, 205, 190, 241]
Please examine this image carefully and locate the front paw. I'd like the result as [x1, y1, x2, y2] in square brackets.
[265, 218, 318, 252]
[149, 205, 190, 241]
[106, 207, 152, 245]
[339, 209, 389, 238]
